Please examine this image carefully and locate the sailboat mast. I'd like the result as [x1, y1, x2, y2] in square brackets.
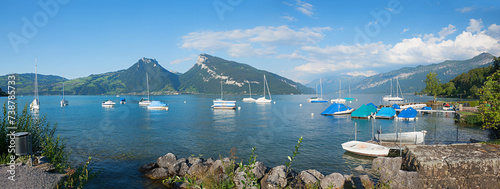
[265, 75, 271, 100]
[62, 82, 65, 100]
[220, 81, 223, 99]
[146, 73, 150, 100]
[248, 81, 252, 98]
[339, 80, 342, 99]
[320, 78, 323, 99]
[263, 75, 266, 97]
[35, 58, 38, 100]
[396, 78, 399, 98]
[390, 79, 393, 97]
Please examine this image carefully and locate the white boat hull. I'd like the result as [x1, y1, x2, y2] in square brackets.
[60, 100, 68, 107]
[383, 96, 404, 101]
[212, 100, 236, 109]
[332, 108, 355, 115]
[330, 98, 346, 104]
[341, 141, 389, 157]
[375, 131, 427, 144]
[102, 100, 115, 107]
[147, 106, 169, 110]
[399, 103, 426, 109]
[242, 98, 256, 102]
[255, 97, 271, 103]
[139, 101, 151, 106]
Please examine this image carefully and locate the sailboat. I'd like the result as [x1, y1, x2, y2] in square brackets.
[255, 75, 272, 103]
[383, 78, 404, 102]
[212, 81, 236, 109]
[341, 123, 390, 157]
[139, 73, 151, 105]
[330, 80, 346, 104]
[309, 78, 328, 103]
[242, 81, 256, 102]
[30, 58, 40, 111]
[344, 84, 355, 102]
[60, 81, 68, 107]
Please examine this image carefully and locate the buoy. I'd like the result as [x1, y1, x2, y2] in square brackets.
[311, 113, 314, 116]
[238, 107, 241, 110]
[300, 104, 302, 107]
[184, 101, 186, 103]
[273, 101, 276, 104]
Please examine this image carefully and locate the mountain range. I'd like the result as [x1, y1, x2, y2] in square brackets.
[306, 53, 495, 94]
[0, 54, 314, 95]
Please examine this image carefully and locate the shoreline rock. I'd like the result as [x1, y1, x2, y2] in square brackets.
[141, 153, 373, 189]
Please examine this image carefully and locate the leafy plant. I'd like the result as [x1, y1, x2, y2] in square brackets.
[285, 136, 303, 176]
[238, 147, 260, 189]
[59, 157, 98, 189]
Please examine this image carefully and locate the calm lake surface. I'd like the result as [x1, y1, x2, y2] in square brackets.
[7, 94, 491, 188]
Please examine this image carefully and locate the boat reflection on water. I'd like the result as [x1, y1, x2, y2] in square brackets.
[341, 151, 375, 172]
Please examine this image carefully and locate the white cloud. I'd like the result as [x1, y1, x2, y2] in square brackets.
[170, 56, 194, 64]
[346, 71, 378, 77]
[293, 21, 500, 74]
[282, 16, 297, 22]
[401, 28, 410, 34]
[466, 19, 483, 33]
[284, 0, 314, 17]
[295, 0, 314, 16]
[456, 7, 474, 13]
[487, 24, 500, 39]
[181, 25, 331, 57]
[438, 24, 456, 39]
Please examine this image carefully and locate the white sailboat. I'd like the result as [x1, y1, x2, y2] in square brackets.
[309, 78, 328, 103]
[212, 81, 236, 109]
[60, 81, 68, 107]
[341, 123, 390, 157]
[255, 75, 272, 103]
[330, 80, 346, 104]
[242, 81, 256, 102]
[139, 73, 151, 105]
[102, 100, 115, 107]
[383, 78, 404, 102]
[30, 58, 40, 111]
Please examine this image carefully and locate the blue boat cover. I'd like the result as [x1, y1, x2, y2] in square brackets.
[321, 103, 352, 115]
[366, 103, 377, 109]
[392, 104, 400, 109]
[422, 106, 432, 110]
[398, 107, 417, 118]
[120, 98, 126, 101]
[351, 104, 377, 118]
[376, 107, 396, 118]
[149, 101, 168, 107]
[344, 97, 355, 101]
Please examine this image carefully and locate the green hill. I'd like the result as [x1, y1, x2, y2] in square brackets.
[0, 55, 313, 95]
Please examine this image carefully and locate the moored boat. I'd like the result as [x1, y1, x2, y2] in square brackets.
[102, 100, 115, 107]
[148, 101, 169, 110]
[375, 107, 396, 119]
[321, 103, 354, 115]
[375, 131, 427, 144]
[351, 104, 377, 119]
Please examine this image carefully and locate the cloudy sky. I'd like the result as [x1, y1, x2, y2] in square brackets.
[1, 0, 500, 83]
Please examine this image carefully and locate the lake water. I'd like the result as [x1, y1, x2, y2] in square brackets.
[6, 94, 491, 188]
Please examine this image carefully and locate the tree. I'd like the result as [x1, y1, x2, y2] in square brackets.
[493, 56, 500, 72]
[423, 71, 442, 101]
[442, 82, 456, 96]
[478, 69, 500, 130]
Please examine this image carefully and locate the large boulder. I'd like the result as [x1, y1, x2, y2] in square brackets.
[298, 169, 324, 186]
[262, 165, 287, 189]
[188, 156, 203, 165]
[157, 153, 177, 168]
[320, 173, 345, 189]
[358, 175, 374, 188]
[139, 163, 158, 173]
[187, 161, 208, 176]
[234, 161, 267, 189]
[144, 167, 170, 180]
[372, 157, 402, 182]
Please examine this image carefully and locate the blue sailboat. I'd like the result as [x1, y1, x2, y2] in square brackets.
[321, 103, 354, 115]
[398, 107, 417, 120]
[375, 107, 396, 119]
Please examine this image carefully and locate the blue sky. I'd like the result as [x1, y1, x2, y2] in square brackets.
[1, 0, 500, 83]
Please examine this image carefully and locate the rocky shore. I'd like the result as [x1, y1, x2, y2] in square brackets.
[140, 153, 374, 189]
[0, 156, 65, 189]
[143, 143, 500, 189]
